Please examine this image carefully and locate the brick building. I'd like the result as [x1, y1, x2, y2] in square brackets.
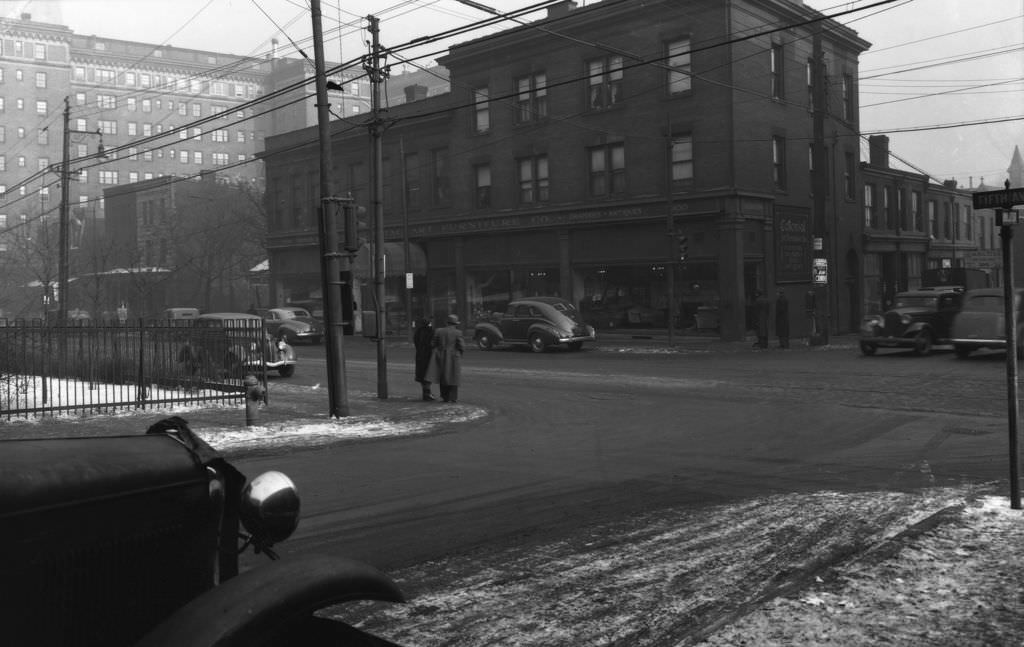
[262, 0, 870, 340]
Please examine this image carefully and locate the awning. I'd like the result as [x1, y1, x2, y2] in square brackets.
[250, 259, 269, 273]
[353, 243, 426, 281]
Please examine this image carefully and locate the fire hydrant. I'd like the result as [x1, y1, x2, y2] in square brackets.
[244, 374, 266, 426]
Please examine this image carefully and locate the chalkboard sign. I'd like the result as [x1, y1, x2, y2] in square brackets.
[775, 211, 810, 283]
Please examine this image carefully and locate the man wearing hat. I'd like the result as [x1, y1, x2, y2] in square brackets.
[430, 313, 465, 403]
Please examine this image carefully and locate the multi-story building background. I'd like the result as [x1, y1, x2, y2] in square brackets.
[262, 0, 871, 341]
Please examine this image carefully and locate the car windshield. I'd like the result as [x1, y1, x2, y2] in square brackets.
[962, 295, 1005, 313]
[279, 308, 311, 319]
[891, 296, 937, 309]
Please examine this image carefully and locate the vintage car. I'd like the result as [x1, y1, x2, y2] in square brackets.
[0, 417, 403, 646]
[950, 288, 1024, 359]
[474, 297, 597, 352]
[192, 312, 297, 377]
[259, 307, 323, 345]
[859, 287, 964, 356]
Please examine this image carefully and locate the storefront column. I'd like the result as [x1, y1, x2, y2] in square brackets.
[558, 229, 571, 303]
[718, 212, 747, 341]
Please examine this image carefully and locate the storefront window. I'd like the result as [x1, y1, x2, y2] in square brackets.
[465, 268, 560, 324]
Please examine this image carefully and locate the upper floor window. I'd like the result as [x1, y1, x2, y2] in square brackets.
[518, 155, 549, 204]
[844, 152, 855, 200]
[587, 56, 623, 109]
[943, 202, 952, 239]
[928, 200, 937, 237]
[33, 43, 45, 60]
[864, 185, 875, 229]
[473, 87, 489, 134]
[35, 99, 47, 115]
[771, 136, 786, 191]
[884, 186, 894, 229]
[98, 120, 117, 135]
[806, 60, 814, 112]
[770, 43, 784, 100]
[842, 73, 854, 122]
[142, 99, 152, 113]
[514, 72, 547, 123]
[667, 39, 692, 94]
[474, 164, 491, 208]
[34, 72, 46, 88]
[912, 191, 922, 231]
[432, 148, 450, 207]
[671, 135, 694, 185]
[97, 94, 116, 109]
[404, 152, 421, 210]
[589, 142, 625, 196]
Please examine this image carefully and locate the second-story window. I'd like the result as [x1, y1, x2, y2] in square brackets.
[864, 185, 875, 229]
[587, 56, 623, 109]
[432, 148, 450, 207]
[912, 190, 922, 231]
[404, 152, 421, 210]
[842, 73, 854, 122]
[473, 87, 489, 134]
[806, 60, 814, 112]
[667, 38, 692, 94]
[943, 202, 952, 239]
[884, 186, 894, 229]
[589, 142, 625, 196]
[514, 73, 547, 123]
[671, 135, 693, 186]
[770, 43, 784, 99]
[518, 155, 549, 204]
[928, 200, 937, 237]
[771, 136, 786, 191]
[475, 164, 491, 208]
[98, 119, 116, 135]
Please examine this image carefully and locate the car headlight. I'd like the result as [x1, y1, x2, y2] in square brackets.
[277, 340, 288, 351]
[900, 314, 912, 325]
[861, 316, 881, 328]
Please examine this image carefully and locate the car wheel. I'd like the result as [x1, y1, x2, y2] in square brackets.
[529, 333, 547, 353]
[278, 365, 295, 378]
[476, 333, 495, 350]
[954, 344, 971, 359]
[859, 341, 877, 356]
[912, 330, 933, 356]
[568, 341, 583, 351]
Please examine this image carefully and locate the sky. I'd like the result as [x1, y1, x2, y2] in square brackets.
[4, 0, 1023, 188]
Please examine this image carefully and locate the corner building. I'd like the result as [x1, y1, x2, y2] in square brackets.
[262, 0, 869, 340]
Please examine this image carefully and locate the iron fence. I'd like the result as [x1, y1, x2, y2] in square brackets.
[0, 318, 268, 419]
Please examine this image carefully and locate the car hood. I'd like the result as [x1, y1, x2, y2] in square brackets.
[881, 306, 932, 317]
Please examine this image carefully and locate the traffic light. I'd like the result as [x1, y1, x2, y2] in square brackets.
[677, 233, 689, 263]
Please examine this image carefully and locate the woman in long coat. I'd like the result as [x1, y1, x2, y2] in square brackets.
[413, 318, 435, 401]
[430, 314, 465, 403]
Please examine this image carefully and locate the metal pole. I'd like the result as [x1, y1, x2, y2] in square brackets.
[401, 136, 413, 342]
[58, 97, 70, 325]
[368, 14, 388, 399]
[311, 0, 349, 417]
[666, 117, 675, 345]
[1000, 215, 1020, 509]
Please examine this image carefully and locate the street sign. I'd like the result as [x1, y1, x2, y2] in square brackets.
[973, 187, 1024, 210]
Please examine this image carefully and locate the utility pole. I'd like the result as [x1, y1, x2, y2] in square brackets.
[365, 14, 389, 399]
[311, 0, 349, 417]
[810, 28, 830, 345]
[58, 96, 104, 325]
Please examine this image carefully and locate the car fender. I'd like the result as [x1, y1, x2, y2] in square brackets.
[904, 321, 930, 335]
[527, 322, 560, 341]
[136, 553, 404, 647]
[475, 321, 503, 341]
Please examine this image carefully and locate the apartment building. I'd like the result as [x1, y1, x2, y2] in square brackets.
[262, 0, 869, 340]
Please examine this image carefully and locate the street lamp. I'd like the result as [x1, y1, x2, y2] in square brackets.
[57, 96, 105, 324]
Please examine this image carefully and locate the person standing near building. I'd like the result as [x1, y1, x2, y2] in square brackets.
[431, 314, 465, 403]
[413, 317, 435, 401]
[775, 288, 790, 349]
[753, 290, 770, 349]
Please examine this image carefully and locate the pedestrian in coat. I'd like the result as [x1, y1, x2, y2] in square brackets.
[753, 290, 770, 349]
[775, 288, 790, 349]
[413, 318, 435, 401]
[430, 314, 465, 403]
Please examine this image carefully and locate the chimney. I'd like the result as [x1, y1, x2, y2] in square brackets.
[404, 84, 428, 103]
[868, 135, 889, 169]
[547, 1, 577, 19]
[943, 179, 958, 189]
[271, 38, 279, 59]
[20, 12, 31, 20]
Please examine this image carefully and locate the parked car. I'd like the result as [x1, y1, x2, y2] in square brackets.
[950, 288, 1024, 359]
[859, 287, 964, 356]
[474, 297, 596, 352]
[259, 307, 323, 345]
[191, 312, 297, 377]
[0, 418, 403, 646]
